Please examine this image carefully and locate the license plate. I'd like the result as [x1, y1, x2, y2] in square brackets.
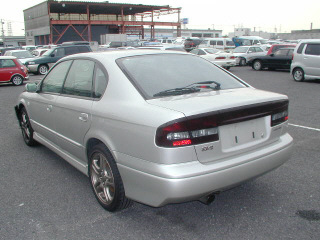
[219, 117, 267, 151]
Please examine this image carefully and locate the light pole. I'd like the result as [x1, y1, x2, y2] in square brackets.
[1, 19, 5, 46]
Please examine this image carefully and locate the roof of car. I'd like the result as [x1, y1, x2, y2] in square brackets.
[298, 39, 320, 43]
[6, 50, 29, 53]
[62, 49, 189, 62]
[0, 56, 17, 59]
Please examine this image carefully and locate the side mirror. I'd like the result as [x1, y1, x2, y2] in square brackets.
[50, 54, 55, 57]
[270, 53, 275, 57]
[25, 83, 38, 93]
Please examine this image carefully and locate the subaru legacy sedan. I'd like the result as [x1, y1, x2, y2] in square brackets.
[15, 50, 293, 212]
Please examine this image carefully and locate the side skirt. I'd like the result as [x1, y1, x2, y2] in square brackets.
[34, 132, 89, 176]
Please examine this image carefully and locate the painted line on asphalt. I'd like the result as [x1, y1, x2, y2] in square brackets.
[289, 123, 320, 132]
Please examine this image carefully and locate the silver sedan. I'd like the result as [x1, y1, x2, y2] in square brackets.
[15, 50, 293, 212]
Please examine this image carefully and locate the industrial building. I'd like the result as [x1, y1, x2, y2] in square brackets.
[24, 0, 182, 45]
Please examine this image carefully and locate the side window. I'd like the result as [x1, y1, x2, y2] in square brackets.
[249, 47, 256, 53]
[65, 47, 78, 55]
[297, 43, 306, 54]
[94, 66, 107, 98]
[62, 60, 95, 97]
[255, 47, 264, 52]
[190, 49, 198, 54]
[305, 44, 320, 56]
[1, 59, 16, 67]
[41, 60, 72, 93]
[77, 46, 90, 53]
[198, 50, 206, 55]
[217, 41, 223, 46]
[52, 48, 65, 57]
[167, 40, 172, 43]
[210, 40, 216, 45]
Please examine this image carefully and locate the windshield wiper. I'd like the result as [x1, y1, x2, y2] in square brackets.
[184, 81, 221, 90]
[153, 87, 200, 97]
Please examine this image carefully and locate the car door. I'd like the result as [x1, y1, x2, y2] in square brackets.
[268, 49, 289, 69]
[303, 43, 320, 76]
[0, 59, 17, 82]
[27, 60, 73, 144]
[54, 59, 96, 163]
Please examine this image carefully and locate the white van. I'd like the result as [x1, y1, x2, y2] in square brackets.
[198, 38, 235, 50]
[291, 39, 320, 81]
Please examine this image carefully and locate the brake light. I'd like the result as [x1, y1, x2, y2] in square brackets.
[292, 54, 294, 60]
[271, 110, 288, 126]
[215, 56, 226, 59]
[156, 117, 219, 147]
[230, 56, 235, 59]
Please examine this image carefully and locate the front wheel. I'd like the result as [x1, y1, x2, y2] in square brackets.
[38, 64, 49, 75]
[89, 143, 132, 212]
[19, 108, 37, 146]
[252, 60, 262, 71]
[293, 68, 305, 82]
[11, 75, 24, 86]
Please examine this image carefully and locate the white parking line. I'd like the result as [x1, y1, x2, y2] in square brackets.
[289, 123, 320, 132]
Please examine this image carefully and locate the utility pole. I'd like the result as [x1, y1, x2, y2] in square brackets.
[1, 19, 5, 46]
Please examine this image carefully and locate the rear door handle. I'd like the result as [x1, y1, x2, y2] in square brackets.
[79, 113, 89, 122]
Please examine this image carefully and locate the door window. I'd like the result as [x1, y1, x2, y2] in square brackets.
[248, 47, 256, 53]
[93, 66, 107, 98]
[297, 43, 306, 54]
[254, 47, 264, 52]
[52, 48, 65, 57]
[62, 60, 95, 97]
[41, 60, 72, 93]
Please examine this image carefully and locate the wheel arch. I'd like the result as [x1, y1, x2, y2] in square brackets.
[10, 73, 25, 81]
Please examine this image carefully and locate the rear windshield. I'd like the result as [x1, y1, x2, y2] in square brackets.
[117, 54, 246, 99]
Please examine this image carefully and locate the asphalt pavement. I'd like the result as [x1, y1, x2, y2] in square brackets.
[0, 67, 319, 240]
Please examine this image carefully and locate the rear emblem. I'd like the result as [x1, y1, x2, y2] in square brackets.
[202, 145, 214, 151]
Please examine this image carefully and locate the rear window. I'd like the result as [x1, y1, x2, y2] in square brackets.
[117, 54, 246, 99]
[305, 44, 320, 56]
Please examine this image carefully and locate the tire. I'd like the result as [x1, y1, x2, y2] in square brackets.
[19, 108, 37, 146]
[11, 75, 24, 86]
[239, 58, 246, 66]
[252, 60, 262, 71]
[38, 64, 49, 75]
[88, 143, 132, 212]
[293, 68, 305, 82]
[224, 66, 231, 70]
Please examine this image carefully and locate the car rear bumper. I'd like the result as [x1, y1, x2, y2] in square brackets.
[116, 133, 293, 207]
[213, 59, 236, 68]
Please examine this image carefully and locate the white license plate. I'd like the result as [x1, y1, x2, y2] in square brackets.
[219, 117, 267, 151]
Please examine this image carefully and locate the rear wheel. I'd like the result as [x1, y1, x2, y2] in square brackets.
[224, 66, 231, 70]
[38, 64, 49, 75]
[293, 68, 304, 82]
[11, 75, 24, 86]
[252, 60, 262, 71]
[89, 143, 132, 212]
[19, 108, 37, 146]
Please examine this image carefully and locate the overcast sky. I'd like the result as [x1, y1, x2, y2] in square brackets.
[1, 0, 319, 36]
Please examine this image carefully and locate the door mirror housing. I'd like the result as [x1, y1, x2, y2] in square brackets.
[25, 83, 39, 93]
[50, 54, 55, 57]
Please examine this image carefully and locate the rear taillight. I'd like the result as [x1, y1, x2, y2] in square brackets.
[156, 117, 219, 148]
[271, 110, 288, 126]
[215, 56, 226, 60]
[230, 56, 235, 59]
[292, 54, 294, 60]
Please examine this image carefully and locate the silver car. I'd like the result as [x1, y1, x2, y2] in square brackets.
[15, 50, 293, 212]
[291, 39, 320, 81]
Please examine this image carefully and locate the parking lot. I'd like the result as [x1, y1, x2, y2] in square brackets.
[1, 67, 319, 239]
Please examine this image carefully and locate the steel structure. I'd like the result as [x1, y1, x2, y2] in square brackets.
[24, 0, 181, 45]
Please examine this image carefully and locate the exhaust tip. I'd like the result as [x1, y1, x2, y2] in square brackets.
[199, 193, 216, 205]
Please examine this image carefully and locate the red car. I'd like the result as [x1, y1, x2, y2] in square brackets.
[267, 44, 296, 55]
[0, 56, 29, 86]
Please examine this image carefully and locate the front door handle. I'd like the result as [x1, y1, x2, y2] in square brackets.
[46, 105, 52, 112]
[79, 113, 89, 122]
